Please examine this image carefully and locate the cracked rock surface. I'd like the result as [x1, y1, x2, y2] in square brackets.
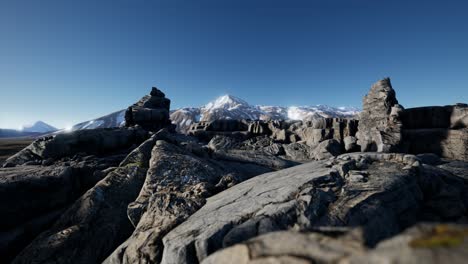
[159, 153, 467, 263]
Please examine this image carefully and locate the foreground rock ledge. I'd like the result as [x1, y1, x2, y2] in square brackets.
[158, 153, 467, 264]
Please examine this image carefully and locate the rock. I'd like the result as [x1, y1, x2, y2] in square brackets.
[299, 127, 333, 146]
[41, 158, 54, 166]
[283, 142, 314, 161]
[0, 166, 94, 262]
[213, 149, 296, 170]
[356, 78, 402, 152]
[203, 231, 364, 264]
[348, 223, 468, 263]
[238, 136, 285, 156]
[11, 136, 157, 264]
[248, 121, 271, 135]
[3, 128, 148, 167]
[402, 128, 468, 161]
[125, 87, 172, 131]
[150, 87, 166, 97]
[104, 134, 294, 264]
[398, 104, 468, 159]
[271, 128, 288, 142]
[203, 223, 468, 264]
[311, 139, 342, 160]
[158, 153, 467, 263]
[344, 136, 358, 152]
[437, 160, 468, 180]
[104, 138, 232, 263]
[207, 135, 241, 151]
[417, 153, 442, 165]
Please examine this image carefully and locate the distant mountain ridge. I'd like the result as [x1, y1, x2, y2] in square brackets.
[21, 121, 57, 133]
[0, 121, 57, 138]
[44, 95, 360, 134]
[171, 95, 360, 132]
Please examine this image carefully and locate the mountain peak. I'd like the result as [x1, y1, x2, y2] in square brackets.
[21, 121, 57, 133]
[203, 94, 250, 111]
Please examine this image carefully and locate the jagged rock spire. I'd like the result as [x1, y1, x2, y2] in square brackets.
[357, 78, 403, 152]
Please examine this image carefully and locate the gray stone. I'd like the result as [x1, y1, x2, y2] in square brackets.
[12, 136, 156, 264]
[158, 153, 467, 263]
[283, 142, 314, 161]
[3, 128, 148, 167]
[125, 87, 172, 131]
[344, 136, 358, 152]
[416, 153, 442, 165]
[356, 78, 402, 152]
[311, 139, 342, 160]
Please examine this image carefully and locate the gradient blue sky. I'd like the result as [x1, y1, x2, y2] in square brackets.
[1, 0, 467, 129]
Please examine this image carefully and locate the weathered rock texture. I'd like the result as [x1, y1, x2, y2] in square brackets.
[2, 83, 468, 264]
[158, 153, 467, 263]
[11, 135, 157, 264]
[400, 105, 468, 161]
[3, 127, 147, 167]
[125, 87, 172, 131]
[203, 223, 468, 264]
[356, 78, 468, 161]
[0, 152, 126, 263]
[356, 78, 403, 152]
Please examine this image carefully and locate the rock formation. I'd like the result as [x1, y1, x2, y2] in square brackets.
[158, 153, 468, 263]
[400, 105, 468, 161]
[1, 82, 467, 264]
[125, 87, 172, 131]
[357, 78, 403, 152]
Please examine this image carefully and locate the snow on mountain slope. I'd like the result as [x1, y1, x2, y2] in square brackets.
[61, 94, 359, 134]
[57, 110, 126, 133]
[21, 121, 57, 133]
[170, 95, 360, 133]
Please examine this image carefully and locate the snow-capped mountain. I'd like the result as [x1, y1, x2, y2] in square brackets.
[57, 110, 126, 133]
[0, 121, 57, 138]
[62, 94, 359, 134]
[21, 121, 57, 133]
[170, 95, 360, 133]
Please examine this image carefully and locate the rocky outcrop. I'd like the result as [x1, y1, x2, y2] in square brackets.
[0, 152, 126, 263]
[355, 78, 468, 161]
[2, 82, 468, 264]
[188, 118, 358, 153]
[400, 104, 468, 161]
[104, 132, 295, 264]
[357, 78, 403, 152]
[11, 134, 158, 264]
[203, 223, 468, 264]
[125, 87, 173, 131]
[3, 127, 147, 167]
[158, 153, 467, 263]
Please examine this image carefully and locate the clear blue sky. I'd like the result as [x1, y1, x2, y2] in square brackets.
[1, 0, 467, 129]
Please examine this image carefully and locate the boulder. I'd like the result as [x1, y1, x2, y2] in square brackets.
[311, 139, 342, 160]
[344, 136, 359, 152]
[283, 142, 314, 161]
[417, 153, 442, 165]
[207, 135, 241, 151]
